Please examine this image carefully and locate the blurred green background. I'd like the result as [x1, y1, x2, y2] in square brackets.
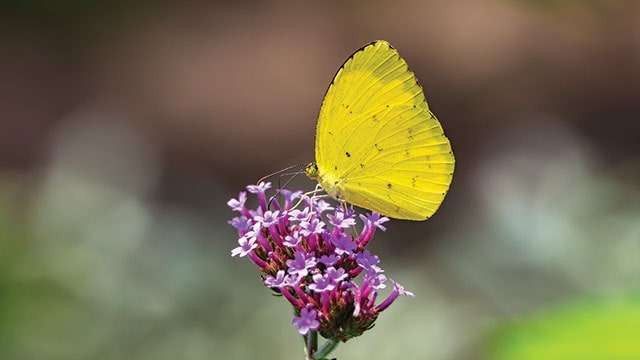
[1, 0, 639, 359]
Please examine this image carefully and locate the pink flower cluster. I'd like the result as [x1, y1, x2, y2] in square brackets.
[228, 182, 413, 341]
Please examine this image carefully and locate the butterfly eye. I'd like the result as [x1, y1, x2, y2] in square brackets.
[305, 163, 319, 179]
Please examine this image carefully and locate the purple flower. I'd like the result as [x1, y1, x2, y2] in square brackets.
[319, 254, 339, 267]
[356, 250, 383, 273]
[281, 190, 303, 208]
[256, 210, 280, 227]
[292, 308, 320, 335]
[249, 207, 263, 218]
[230, 235, 257, 257]
[228, 216, 251, 233]
[326, 266, 348, 283]
[366, 272, 387, 290]
[300, 194, 314, 207]
[227, 183, 417, 341]
[309, 273, 336, 292]
[376, 281, 415, 312]
[327, 209, 357, 229]
[315, 199, 334, 213]
[242, 222, 261, 239]
[331, 233, 356, 255]
[246, 181, 272, 194]
[264, 270, 288, 288]
[342, 205, 356, 218]
[307, 267, 345, 292]
[227, 192, 247, 212]
[288, 207, 311, 222]
[286, 251, 317, 277]
[308, 266, 348, 292]
[360, 212, 390, 231]
[395, 282, 415, 297]
[283, 232, 302, 247]
[300, 218, 325, 236]
[264, 271, 300, 288]
[286, 273, 302, 286]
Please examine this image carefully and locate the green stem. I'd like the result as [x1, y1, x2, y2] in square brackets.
[304, 331, 318, 360]
[310, 331, 318, 353]
[314, 339, 339, 359]
[302, 334, 308, 358]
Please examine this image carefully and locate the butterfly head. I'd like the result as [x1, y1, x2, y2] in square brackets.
[305, 162, 319, 179]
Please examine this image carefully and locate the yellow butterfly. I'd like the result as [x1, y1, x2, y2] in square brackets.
[305, 40, 455, 220]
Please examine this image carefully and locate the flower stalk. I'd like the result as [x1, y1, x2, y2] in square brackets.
[306, 330, 318, 359]
[314, 339, 340, 359]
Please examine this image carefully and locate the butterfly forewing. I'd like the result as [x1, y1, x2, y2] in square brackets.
[315, 40, 454, 220]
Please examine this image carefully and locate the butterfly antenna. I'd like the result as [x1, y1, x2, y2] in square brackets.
[267, 170, 306, 210]
[257, 164, 307, 210]
[256, 163, 305, 185]
[279, 170, 303, 190]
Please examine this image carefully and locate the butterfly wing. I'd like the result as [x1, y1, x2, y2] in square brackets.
[315, 40, 454, 220]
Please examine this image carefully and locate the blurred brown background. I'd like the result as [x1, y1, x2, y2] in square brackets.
[1, 1, 639, 359]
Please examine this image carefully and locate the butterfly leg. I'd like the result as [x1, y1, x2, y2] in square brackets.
[308, 183, 331, 204]
[304, 184, 323, 199]
[290, 184, 324, 210]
